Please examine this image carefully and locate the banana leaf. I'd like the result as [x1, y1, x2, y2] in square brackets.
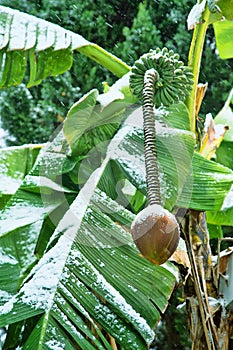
[1, 84, 233, 350]
[216, 141, 233, 170]
[214, 20, 233, 59]
[0, 6, 130, 88]
[214, 88, 233, 141]
[0, 138, 78, 301]
[0, 143, 41, 208]
[0, 184, 178, 349]
[0, 111, 179, 349]
[63, 83, 233, 213]
[112, 118, 233, 211]
[179, 151, 233, 211]
[207, 185, 233, 225]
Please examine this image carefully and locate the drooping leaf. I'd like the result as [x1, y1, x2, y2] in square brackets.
[28, 47, 73, 87]
[0, 6, 130, 88]
[63, 89, 99, 150]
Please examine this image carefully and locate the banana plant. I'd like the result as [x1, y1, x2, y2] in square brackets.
[0, 2, 233, 349]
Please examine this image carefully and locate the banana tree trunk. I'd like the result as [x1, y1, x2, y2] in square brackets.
[183, 210, 233, 350]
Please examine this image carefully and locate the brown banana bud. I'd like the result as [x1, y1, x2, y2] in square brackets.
[131, 204, 180, 265]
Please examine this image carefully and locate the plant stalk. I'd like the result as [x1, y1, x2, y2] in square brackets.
[78, 43, 131, 78]
[185, 5, 210, 133]
[142, 69, 161, 206]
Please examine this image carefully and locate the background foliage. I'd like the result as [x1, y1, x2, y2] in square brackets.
[0, 0, 232, 145]
[0, 1, 233, 349]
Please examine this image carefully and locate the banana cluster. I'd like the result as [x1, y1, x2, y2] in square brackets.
[130, 47, 193, 107]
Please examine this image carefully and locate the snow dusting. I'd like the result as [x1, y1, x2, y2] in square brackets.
[66, 249, 153, 342]
[204, 113, 213, 132]
[0, 205, 45, 236]
[131, 204, 164, 226]
[0, 290, 13, 304]
[0, 247, 18, 265]
[45, 340, 65, 350]
[93, 270, 154, 342]
[0, 175, 21, 194]
[0, 234, 73, 316]
[97, 89, 125, 108]
[24, 175, 75, 193]
[0, 6, 89, 51]
[221, 185, 233, 211]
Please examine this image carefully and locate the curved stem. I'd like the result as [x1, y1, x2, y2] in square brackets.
[142, 68, 161, 206]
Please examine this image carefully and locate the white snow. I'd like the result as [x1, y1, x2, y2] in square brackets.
[94, 270, 154, 342]
[0, 6, 89, 51]
[67, 249, 154, 342]
[45, 340, 65, 350]
[0, 247, 18, 265]
[221, 185, 233, 210]
[0, 233, 73, 315]
[204, 113, 213, 132]
[131, 204, 177, 230]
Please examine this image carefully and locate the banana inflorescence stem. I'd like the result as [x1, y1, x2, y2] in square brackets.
[142, 68, 161, 206]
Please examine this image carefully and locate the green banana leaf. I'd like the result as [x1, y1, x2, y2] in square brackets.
[1, 103, 230, 347]
[216, 141, 233, 170]
[0, 78, 194, 349]
[1, 78, 233, 350]
[204, 89, 233, 226]
[179, 151, 233, 211]
[111, 121, 233, 211]
[63, 88, 131, 155]
[207, 223, 223, 239]
[217, 0, 233, 20]
[0, 110, 179, 349]
[214, 88, 233, 142]
[0, 142, 78, 299]
[0, 184, 178, 349]
[0, 143, 41, 208]
[0, 6, 130, 88]
[206, 184, 233, 225]
[1, 6, 233, 348]
[214, 20, 233, 59]
[63, 83, 233, 212]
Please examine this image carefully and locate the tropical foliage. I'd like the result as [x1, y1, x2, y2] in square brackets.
[0, 1, 233, 349]
[0, 0, 233, 145]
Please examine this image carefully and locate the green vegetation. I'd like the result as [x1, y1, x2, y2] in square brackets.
[0, 0, 232, 144]
[0, 1, 233, 349]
